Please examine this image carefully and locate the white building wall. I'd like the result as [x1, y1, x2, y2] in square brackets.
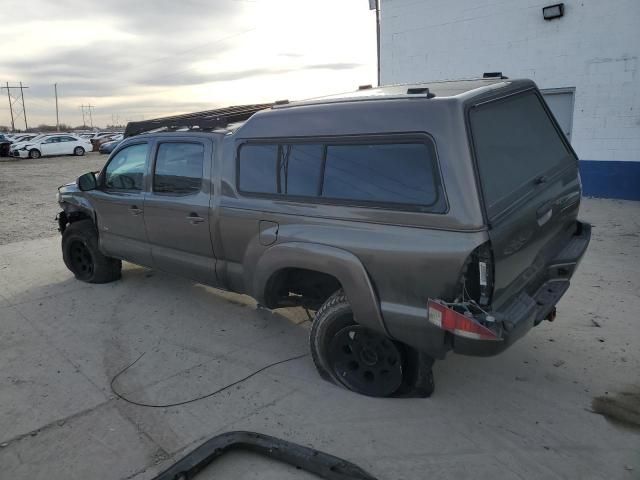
[379, 0, 640, 166]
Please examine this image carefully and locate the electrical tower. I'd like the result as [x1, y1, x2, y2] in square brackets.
[80, 104, 95, 129]
[2, 82, 29, 131]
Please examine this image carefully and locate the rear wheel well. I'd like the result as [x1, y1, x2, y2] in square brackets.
[264, 268, 342, 310]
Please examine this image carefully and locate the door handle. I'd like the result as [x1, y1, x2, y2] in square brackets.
[129, 205, 143, 215]
[537, 207, 553, 226]
[187, 212, 205, 224]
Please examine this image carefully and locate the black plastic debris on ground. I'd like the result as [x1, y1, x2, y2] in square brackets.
[151, 431, 377, 480]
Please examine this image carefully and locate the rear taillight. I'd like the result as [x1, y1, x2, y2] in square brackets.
[459, 242, 494, 306]
[428, 300, 502, 341]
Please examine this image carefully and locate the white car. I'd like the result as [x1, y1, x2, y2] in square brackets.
[12, 134, 92, 159]
[9, 134, 52, 155]
[10, 134, 38, 143]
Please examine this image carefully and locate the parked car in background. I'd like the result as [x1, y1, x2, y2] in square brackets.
[91, 132, 123, 151]
[0, 134, 39, 156]
[10, 134, 57, 156]
[98, 134, 124, 154]
[0, 135, 11, 156]
[12, 134, 92, 159]
[11, 133, 39, 144]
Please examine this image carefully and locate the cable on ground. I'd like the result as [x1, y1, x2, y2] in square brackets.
[110, 351, 309, 408]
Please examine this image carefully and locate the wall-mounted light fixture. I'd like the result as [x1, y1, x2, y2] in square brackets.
[543, 3, 565, 20]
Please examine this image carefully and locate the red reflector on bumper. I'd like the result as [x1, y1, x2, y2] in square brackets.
[428, 300, 501, 341]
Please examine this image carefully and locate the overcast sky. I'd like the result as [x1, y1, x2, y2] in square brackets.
[0, 0, 376, 129]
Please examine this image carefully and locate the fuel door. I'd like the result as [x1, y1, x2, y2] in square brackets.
[259, 220, 279, 246]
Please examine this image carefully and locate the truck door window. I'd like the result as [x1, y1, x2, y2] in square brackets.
[153, 142, 204, 194]
[104, 143, 148, 191]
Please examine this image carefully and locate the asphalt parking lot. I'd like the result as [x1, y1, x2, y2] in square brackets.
[1, 155, 639, 479]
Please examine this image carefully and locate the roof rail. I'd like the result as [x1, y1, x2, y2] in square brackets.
[124, 103, 273, 137]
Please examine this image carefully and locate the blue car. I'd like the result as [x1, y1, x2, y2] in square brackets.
[98, 136, 123, 154]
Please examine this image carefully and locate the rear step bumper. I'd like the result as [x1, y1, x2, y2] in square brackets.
[453, 221, 591, 357]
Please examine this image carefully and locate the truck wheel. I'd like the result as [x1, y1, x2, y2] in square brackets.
[310, 290, 409, 397]
[62, 219, 121, 283]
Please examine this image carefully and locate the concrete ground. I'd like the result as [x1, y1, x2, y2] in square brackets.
[0, 155, 639, 479]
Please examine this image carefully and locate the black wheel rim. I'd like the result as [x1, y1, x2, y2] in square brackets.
[328, 325, 403, 397]
[69, 240, 94, 279]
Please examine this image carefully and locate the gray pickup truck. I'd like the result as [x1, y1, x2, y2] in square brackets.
[57, 78, 590, 397]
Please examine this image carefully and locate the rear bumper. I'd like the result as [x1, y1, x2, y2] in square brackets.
[453, 221, 591, 356]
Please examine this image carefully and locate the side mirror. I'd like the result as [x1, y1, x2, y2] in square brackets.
[77, 172, 97, 191]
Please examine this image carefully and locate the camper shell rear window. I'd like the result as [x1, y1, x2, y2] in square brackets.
[469, 90, 576, 219]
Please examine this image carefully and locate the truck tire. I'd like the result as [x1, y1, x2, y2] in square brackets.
[309, 290, 356, 383]
[310, 290, 423, 397]
[62, 219, 121, 283]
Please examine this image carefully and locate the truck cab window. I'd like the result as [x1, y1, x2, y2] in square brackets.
[104, 143, 148, 191]
[153, 142, 204, 194]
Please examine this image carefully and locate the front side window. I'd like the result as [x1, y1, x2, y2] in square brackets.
[154, 142, 204, 194]
[104, 143, 148, 191]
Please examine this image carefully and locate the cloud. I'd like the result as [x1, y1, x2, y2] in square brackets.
[138, 62, 362, 87]
[0, 0, 376, 126]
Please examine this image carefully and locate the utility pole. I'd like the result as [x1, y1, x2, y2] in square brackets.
[368, 0, 381, 86]
[87, 104, 94, 129]
[1, 82, 29, 131]
[19, 82, 28, 130]
[54, 84, 60, 131]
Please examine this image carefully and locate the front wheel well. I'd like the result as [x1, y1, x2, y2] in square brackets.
[264, 268, 342, 310]
[58, 208, 94, 234]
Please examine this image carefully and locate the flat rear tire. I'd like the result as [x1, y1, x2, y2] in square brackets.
[309, 290, 434, 397]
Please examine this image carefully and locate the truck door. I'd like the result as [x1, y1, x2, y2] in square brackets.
[90, 142, 153, 266]
[143, 138, 218, 286]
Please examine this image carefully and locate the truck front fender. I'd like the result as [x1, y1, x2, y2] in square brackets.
[251, 242, 388, 335]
